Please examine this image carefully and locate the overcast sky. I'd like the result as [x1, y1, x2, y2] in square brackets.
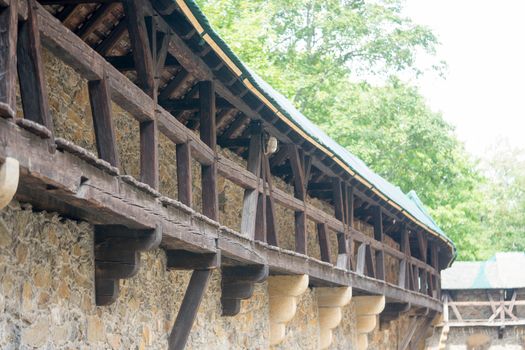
[404, 0, 525, 157]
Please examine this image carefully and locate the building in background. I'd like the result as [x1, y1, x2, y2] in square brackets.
[428, 252, 525, 349]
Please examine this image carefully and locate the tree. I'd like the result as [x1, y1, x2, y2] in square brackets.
[195, 0, 495, 260]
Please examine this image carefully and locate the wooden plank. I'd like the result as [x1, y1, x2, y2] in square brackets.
[88, 75, 120, 167]
[373, 206, 385, 280]
[240, 128, 262, 238]
[199, 80, 218, 220]
[0, 0, 18, 119]
[176, 142, 192, 206]
[168, 269, 212, 350]
[317, 222, 331, 263]
[123, 0, 155, 97]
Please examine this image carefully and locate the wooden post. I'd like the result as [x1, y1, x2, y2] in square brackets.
[288, 145, 307, 254]
[332, 178, 348, 268]
[0, 0, 18, 119]
[373, 206, 385, 280]
[345, 184, 355, 270]
[399, 226, 409, 289]
[199, 80, 218, 220]
[88, 74, 119, 167]
[176, 141, 192, 206]
[17, 0, 54, 137]
[241, 125, 262, 239]
[123, 0, 155, 96]
[262, 152, 278, 246]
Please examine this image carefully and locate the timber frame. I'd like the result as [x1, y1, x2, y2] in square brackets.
[0, 0, 454, 348]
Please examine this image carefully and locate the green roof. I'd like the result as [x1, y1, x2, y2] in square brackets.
[442, 253, 525, 289]
[172, 0, 455, 254]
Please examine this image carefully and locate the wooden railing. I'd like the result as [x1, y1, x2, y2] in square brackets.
[0, 0, 442, 302]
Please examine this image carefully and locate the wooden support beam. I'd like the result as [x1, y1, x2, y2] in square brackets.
[262, 152, 278, 246]
[96, 19, 127, 55]
[288, 145, 307, 254]
[240, 126, 262, 239]
[199, 80, 218, 220]
[94, 225, 162, 305]
[76, 3, 119, 41]
[0, 0, 17, 119]
[166, 250, 219, 270]
[123, 0, 155, 97]
[221, 265, 268, 316]
[332, 178, 348, 268]
[168, 269, 212, 350]
[105, 54, 179, 72]
[317, 223, 331, 264]
[161, 97, 230, 112]
[373, 206, 385, 280]
[88, 74, 120, 167]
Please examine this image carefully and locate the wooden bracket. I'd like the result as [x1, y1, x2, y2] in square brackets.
[221, 264, 269, 316]
[166, 250, 220, 270]
[354, 295, 386, 349]
[268, 274, 309, 345]
[94, 224, 162, 305]
[0, 157, 19, 209]
[317, 287, 353, 349]
[380, 302, 411, 329]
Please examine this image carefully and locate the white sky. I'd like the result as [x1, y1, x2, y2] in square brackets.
[404, 0, 525, 157]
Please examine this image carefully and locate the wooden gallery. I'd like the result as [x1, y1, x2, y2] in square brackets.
[0, 0, 456, 349]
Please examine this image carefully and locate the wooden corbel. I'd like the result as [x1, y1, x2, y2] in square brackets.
[268, 274, 309, 345]
[354, 295, 385, 349]
[0, 157, 19, 209]
[94, 224, 162, 306]
[221, 264, 269, 316]
[317, 287, 353, 349]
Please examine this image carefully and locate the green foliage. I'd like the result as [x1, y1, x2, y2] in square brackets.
[195, 0, 522, 260]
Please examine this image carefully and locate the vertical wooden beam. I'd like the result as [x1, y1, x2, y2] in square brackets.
[17, 0, 54, 137]
[0, 0, 17, 119]
[356, 242, 366, 275]
[88, 74, 119, 167]
[176, 141, 192, 206]
[262, 152, 278, 246]
[199, 80, 218, 220]
[399, 226, 409, 289]
[241, 126, 262, 238]
[430, 242, 440, 298]
[332, 178, 348, 268]
[168, 269, 212, 350]
[288, 145, 307, 254]
[124, 0, 159, 189]
[123, 0, 155, 97]
[345, 184, 355, 270]
[317, 222, 331, 263]
[373, 206, 385, 280]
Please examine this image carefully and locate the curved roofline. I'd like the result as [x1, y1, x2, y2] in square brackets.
[172, 0, 456, 256]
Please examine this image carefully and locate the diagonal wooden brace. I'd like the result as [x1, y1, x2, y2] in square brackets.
[94, 224, 162, 305]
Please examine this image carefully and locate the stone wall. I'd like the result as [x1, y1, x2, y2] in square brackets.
[1, 44, 418, 349]
[426, 326, 525, 350]
[0, 202, 413, 349]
